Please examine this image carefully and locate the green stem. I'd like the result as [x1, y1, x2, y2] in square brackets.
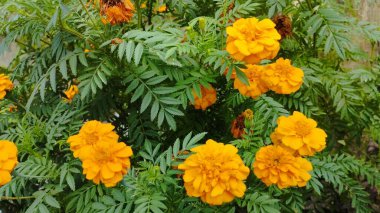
[79, 0, 98, 28]
[306, 0, 313, 10]
[135, 0, 142, 29]
[0, 196, 35, 200]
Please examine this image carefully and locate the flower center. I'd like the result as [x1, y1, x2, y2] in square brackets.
[295, 120, 312, 137]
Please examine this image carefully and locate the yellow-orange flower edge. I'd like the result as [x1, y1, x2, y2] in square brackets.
[0, 74, 13, 100]
[192, 85, 217, 110]
[67, 120, 119, 160]
[0, 140, 18, 186]
[234, 65, 268, 99]
[253, 145, 312, 189]
[178, 139, 250, 205]
[271, 111, 327, 156]
[64, 85, 79, 102]
[261, 58, 304, 94]
[82, 141, 133, 187]
[226, 17, 281, 64]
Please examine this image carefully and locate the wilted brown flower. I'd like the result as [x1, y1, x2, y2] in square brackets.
[272, 14, 292, 39]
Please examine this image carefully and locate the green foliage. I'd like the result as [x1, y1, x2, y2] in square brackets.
[0, 0, 379, 212]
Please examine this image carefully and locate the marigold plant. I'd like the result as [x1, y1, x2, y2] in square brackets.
[0, 140, 18, 186]
[0, 74, 13, 100]
[234, 64, 268, 98]
[253, 145, 313, 189]
[226, 17, 281, 64]
[271, 111, 327, 156]
[178, 139, 250, 205]
[0, 0, 379, 212]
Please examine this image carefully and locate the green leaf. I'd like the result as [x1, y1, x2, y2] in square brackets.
[69, 55, 77, 76]
[44, 195, 60, 208]
[59, 60, 68, 79]
[92, 202, 107, 210]
[131, 84, 145, 102]
[134, 43, 144, 65]
[140, 92, 152, 113]
[151, 100, 160, 121]
[126, 40, 135, 62]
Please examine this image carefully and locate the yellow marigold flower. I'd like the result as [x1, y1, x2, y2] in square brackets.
[233, 65, 268, 99]
[67, 120, 119, 160]
[192, 85, 217, 110]
[82, 141, 133, 187]
[253, 145, 312, 189]
[226, 17, 281, 64]
[156, 4, 167, 13]
[100, 0, 135, 25]
[140, 1, 147, 9]
[261, 58, 304, 94]
[271, 111, 327, 156]
[242, 109, 254, 120]
[0, 74, 13, 100]
[64, 85, 79, 102]
[0, 140, 18, 186]
[178, 140, 250, 205]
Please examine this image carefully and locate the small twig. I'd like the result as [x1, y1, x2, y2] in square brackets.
[0, 196, 35, 200]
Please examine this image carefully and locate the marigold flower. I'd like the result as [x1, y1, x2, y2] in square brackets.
[67, 120, 119, 160]
[9, 105, 17, 112]
[0, 74, 13, 100]
[233, 65, 268, 99]
[192, 85, 217, 110]
[226, 17, 281, 64]
[253, 145, 312, 189]
[261, 58, 304, 94]
[64, 85, 79, 102]
[178, 140, 250, 205]
[271, 111, 327, 156]
[156, 4, 167, 13]
[100, 0, 135, 25]
[231, 109, 253, 138]
[272, 14, 292, 39]
[0, 140, 18, 186]
[82, 141, 133, 187]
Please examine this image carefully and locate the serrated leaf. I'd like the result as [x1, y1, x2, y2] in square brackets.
[134, 43, 144, 65]
[140, 92, 152, 113]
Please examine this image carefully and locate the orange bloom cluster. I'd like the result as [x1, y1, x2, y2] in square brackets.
[0, 74, 13, 100]
[100, 0, 135, 25]
[179, 140, 250, 205]
[0, 140, 18, 186]
[253, 111, 327, 189]
[231, 109, 253, 138]
[233, 65, 268, 98]
[67, 120, 133, 187]
[192, 85, 217, 110]
[271, 111, 327, 156]
[233, 58, 304, 98]
[226, 18, 281, 64]
[64, 85, 79, 102]
[261, 58, 304, 94]
[253, 145, 312, 189]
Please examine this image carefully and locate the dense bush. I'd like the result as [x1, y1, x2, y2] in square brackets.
[0, 0, 379, 212]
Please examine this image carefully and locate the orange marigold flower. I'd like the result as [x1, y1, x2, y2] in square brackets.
[156, 4, 167, 13]
[64, 85, 79, 102]
[253, 145, 312, 189]
[192, 85, 217, 110]
[0, 140, 18, 186]
[233, 65, 268, 99]
[100, 0, 135, 25]
[9, 105, 17, 112]
[0, 74, 13, 100]
[271, 111, 327, 156]
[226, 17, 281, 64]
[82, 141, 133, 187]
[178, 140, 250, 205]
[67, 120, 119, 160]
[261, 58, 304, 94]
